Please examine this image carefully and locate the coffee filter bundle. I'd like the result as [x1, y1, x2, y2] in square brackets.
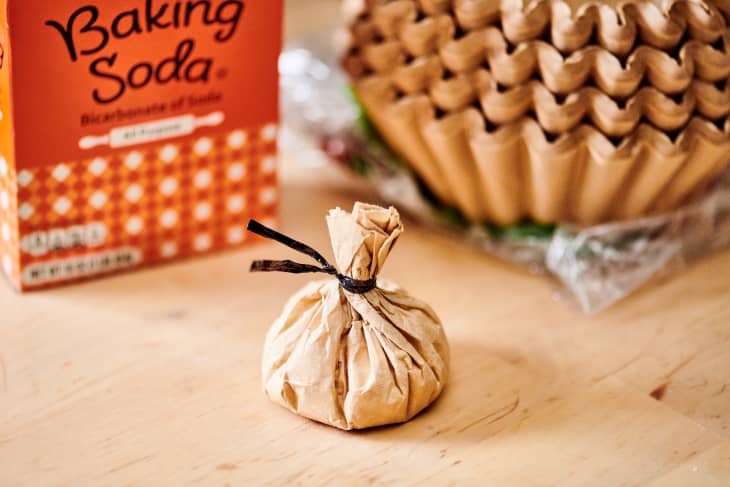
[342, 0, 730, 226]
[248, 203, 450, 430]
[278, 6, 730, 314]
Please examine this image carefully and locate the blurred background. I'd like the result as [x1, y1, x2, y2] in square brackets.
[286, 0, 340, 39]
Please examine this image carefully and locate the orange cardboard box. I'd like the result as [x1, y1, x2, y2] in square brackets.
[0, 0, 283, 290]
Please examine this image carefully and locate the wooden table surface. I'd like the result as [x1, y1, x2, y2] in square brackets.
[3, 3, 730, 486]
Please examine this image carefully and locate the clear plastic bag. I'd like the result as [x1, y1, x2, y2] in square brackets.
[279, 32, 730, 314]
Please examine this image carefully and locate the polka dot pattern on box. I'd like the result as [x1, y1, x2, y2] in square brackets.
[2, 125, 278, 289]
[0, 156, 19, 287]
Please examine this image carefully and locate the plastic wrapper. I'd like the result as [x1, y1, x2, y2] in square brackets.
[279, 32, 730, 314]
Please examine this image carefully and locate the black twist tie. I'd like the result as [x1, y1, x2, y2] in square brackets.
[247, 220, 378, 294]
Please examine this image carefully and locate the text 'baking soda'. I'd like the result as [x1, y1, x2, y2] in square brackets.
[0, 0, 283, 291]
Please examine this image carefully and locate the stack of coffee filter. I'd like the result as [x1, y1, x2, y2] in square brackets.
[343, 0, 730, 226]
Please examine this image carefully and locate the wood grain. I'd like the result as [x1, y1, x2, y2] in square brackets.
[2, 2, 730, 485]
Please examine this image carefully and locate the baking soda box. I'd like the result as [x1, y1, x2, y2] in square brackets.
[0, 0, 283, 290]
